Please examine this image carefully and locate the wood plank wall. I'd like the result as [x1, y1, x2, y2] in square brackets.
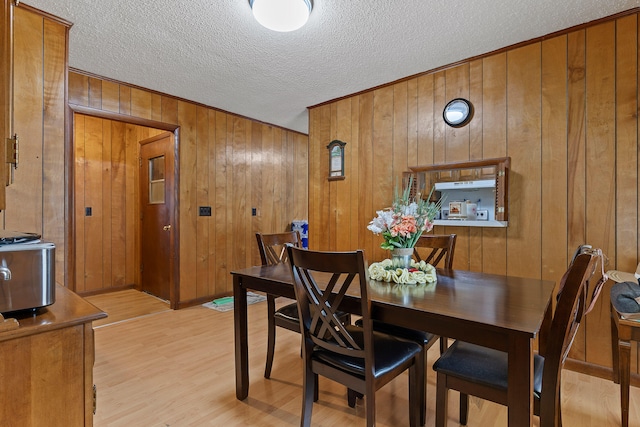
[308, 12, 639, 373]
[1, 5, 68, 286]
[68, 72, 309, 306]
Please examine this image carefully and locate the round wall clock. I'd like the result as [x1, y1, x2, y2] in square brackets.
[443, 98, 473, 127]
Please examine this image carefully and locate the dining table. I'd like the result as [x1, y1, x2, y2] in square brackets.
[232, 263, 555, 427]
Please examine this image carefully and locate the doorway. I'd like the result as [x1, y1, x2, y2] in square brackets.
[70, 108, 179, 307]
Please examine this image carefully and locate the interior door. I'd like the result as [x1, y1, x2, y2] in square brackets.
[139, 132, 175, 301]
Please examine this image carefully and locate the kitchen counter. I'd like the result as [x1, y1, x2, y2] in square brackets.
[0, 284, 107, 426]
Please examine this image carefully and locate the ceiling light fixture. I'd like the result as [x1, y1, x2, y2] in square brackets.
[249, 0, 312, 32]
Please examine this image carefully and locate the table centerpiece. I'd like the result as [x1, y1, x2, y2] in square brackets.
[367, 176, 442, 282]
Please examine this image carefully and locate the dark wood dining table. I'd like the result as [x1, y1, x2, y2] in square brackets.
[232, 263, 555, 427]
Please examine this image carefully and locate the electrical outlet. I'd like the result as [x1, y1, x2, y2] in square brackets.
[199, 206, 212, 216]
[441, 209, 449, 220]
[476, 209, 489, 220]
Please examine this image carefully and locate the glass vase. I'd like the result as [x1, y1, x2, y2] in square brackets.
[391, 247, 414, 269]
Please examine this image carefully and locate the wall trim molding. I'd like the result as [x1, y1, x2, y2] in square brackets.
[69, 104, 179, 131]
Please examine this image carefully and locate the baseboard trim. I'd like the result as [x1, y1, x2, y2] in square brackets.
[176, 294, 229, 310]
[564, 357, 640, 387]
[77, 284, 137, 297]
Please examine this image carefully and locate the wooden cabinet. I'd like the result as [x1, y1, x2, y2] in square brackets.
[0, 0, 69, 285]
[406, 157, 511, 228]
[0, 285, 106, 426]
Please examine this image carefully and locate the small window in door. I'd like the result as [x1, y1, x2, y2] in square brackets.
[149, 156, 165, 204]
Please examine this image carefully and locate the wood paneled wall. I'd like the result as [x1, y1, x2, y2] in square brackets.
[308, 12, 639, 372]
[73, 114, 163, 294]
[2, 4, 68, 286]
[68, 72, 309, 306]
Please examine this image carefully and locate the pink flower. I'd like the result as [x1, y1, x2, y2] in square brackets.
[390, 215, 418, 238]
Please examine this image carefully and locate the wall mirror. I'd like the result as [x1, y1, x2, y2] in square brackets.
[443, 98, 473, 127]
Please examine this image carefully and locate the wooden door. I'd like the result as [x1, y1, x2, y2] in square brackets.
[139, 132, 175, 301]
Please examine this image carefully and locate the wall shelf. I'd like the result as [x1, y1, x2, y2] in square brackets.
[433, 219, 508, 228]
[434, 179, 495, 190]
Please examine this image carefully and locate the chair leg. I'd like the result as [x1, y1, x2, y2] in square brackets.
[411, 354, 425, 427]
[347, 389, 357, 408]
[343, 313, 352, 326]
[419, 348, 427, 426]
[301, 365, 315, 427]
[439, 336, 449, 354]
[264, 297, 277, 379]
[435, 372, 448, 427]
[459, 393, 469, 425]
[365, 385, 376, 427]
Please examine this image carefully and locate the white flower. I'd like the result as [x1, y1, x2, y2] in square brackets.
[367, 210, 394, 234]
[401, 202, 419, 216]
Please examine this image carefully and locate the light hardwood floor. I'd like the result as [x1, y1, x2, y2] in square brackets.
[85, 289, 171, 327]
[88, 290, 639, 426]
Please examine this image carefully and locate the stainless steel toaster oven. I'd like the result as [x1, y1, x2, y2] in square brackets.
[0, 238, 55, 314]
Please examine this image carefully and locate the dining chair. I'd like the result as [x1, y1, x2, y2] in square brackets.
[354, 233, 457, 424]
[412, 233, 457, 354]
[256, 231, 352, 379]
[432, 245, 604, 427]
[287, 245, 425, 427]
[413, 233, 457, 269]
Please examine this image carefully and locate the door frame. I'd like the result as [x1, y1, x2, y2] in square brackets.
[67, 104, 181, 308]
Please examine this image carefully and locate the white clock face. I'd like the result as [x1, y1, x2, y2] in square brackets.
[443, 99, 472, 127]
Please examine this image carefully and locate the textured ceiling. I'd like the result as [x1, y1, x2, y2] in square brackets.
[23, 0, 640, 134]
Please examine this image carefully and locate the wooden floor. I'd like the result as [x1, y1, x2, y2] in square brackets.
[88, 290, 639, 426]
[85, 288, 170, 327]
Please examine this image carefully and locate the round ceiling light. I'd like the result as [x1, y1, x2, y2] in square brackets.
[249, 0, 312, 32]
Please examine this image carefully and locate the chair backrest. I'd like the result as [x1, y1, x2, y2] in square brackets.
[413, 234, 457, 269]
[539, 246, 603, 425]
[256, 231, 301, 266]
[287, 246, 374, 367]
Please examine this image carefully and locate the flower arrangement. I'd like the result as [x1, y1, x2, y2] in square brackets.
[367, 176, 443, 250]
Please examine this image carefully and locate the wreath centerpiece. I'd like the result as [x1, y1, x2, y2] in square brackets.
[368, 258, 437, 284]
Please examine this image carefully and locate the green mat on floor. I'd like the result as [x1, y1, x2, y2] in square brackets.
[202, 292, 266, 312]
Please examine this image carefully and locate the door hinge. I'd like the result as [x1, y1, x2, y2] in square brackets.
[92, 384, 97, 414]
[139, 157, 142, 168]
[6, 134, 18, 168]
